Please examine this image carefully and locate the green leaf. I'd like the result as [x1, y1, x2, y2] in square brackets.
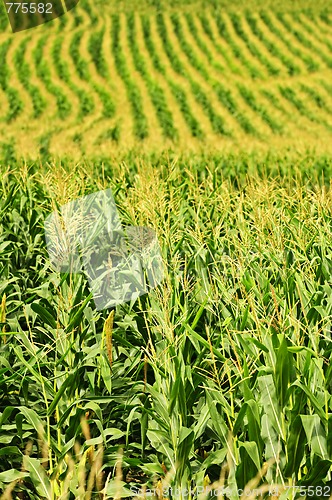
[0, 446, 22, 457]
[0, 469, 28, 482]
[66, 291, 93, 332]
[23, 457, 52, 499]
[31, 302, 57, 329]
[18, 406, 46, 439]
[274, 335, 292, 408]
[299, 458, 332, 486]
[291, 381, 327, 424]
[239, 441, 261, 470]
[300, 415, 328, 459]
[104, 479, 135, 497]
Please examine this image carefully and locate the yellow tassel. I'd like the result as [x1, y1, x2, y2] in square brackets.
[1, 294, 6, 344]
[104, 310, 114, 368]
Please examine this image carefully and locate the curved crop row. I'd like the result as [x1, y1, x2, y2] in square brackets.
[259, 10, 320, 73]
[279, 85, 332, 132]
[245, 11, 301, 76]
[291, 12, 332, 59]
[127, 12, 177, 140]
[260, 88, 292, 119]
[141, 14, 204, 138]
[214, 12, 263, 79]
[33, 35, 71, 120]
[184, 13, 226, 74]
[198, 12, 241, 75]
[81, 0, 98, 25]
[236, 84, 283, 134]
[69, 29, 115, 118]
[300, 83, 332, 114]
[88, 28, 109, 79]
[167, 13, 260, 136]
[112, 13, 148, 140]
[52, 35, 95, 118]
[14, 38, 46, 119]
[163, 13, 230, 135]
[0, 40, 23, 122]
[276, 12, 332, 70]
[319, 10, 332, 26]
[229, 12, 280, 77]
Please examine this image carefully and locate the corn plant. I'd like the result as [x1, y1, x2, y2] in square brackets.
[1, 156, 332, 498]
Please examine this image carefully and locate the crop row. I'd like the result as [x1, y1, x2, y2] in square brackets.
[14, 38, 46, 118]
[167, 13, 260, 135]
[244, 12, 301, 76]
[69, 29, 115, 118]
[184, 13, 226, 74]
[279, 85, 332, 132]
[237, 84, 283, 134]
[126, 12, 177, 140]
[276, 12, 332, 70]
[198, 12, 241, 75]
[33, 35, 72, 120]
[112, 13, 148, 140]
[229, 12, 281, 77]
[52, 35, 95, 117]
[259, 10, 320, 73]
[88, 28, 109, 79]
[141, 14, 204, 138]
[214, 12, 263, 79]
[163, 13, 230, 135]
[0, 40, 23, 122]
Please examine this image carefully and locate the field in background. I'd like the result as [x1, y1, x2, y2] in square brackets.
[0, 1, 332, 156]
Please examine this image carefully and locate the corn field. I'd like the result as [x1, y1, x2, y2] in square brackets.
[0, 0, 332, 499]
